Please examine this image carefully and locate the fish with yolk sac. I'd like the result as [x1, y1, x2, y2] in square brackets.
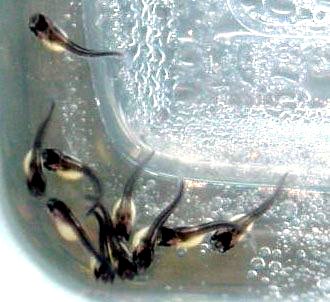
[41, 148, 103, 203]
[157, 220, 239, 250]
[131, 180, 185, 271]
[29, 13, 123, 57]
[210, 173, 288, 253]
[111, 151, 155, 241]
[46, 198, 115, 282]
[90, 202, 137, 280]
[23, 102, 55, 197]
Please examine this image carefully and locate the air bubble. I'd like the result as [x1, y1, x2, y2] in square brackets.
[296, 249, 306, 259]
[317, 278, 330, 297]
[164, 285, 172, 291]
[70, 104, 78, 112]
[311, 250, 322, 259]
[269, 261, 282, 273]
[272, 249, 282, 259]
[250, 257, 266, 270]
[315, 212, 326, 223]
[259, 246, 271, 258]
[176, 248, 188, 258]
[146, 179, 156, 189]
[279, 200, 298, 220]
[268, 285, 281, 297]
[247, 270, 258, 280]
[212, 196, 224, 207]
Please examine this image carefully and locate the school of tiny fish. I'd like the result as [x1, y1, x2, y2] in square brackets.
[25, 12, 289, 283]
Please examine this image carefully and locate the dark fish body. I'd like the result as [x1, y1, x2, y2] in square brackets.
[42, 148, 103, 203]
[91, 203, 137, 280]
[158, 220, 239, 249]
[47, 198, 115, 282]
[132, 180, 185, 270]
[29, 13, 123, 57]
[92, 209, 114, 281]
[24, 102, 55, 197]
[210, 173, 288, 253]
[25, 156, 46, 197]
[112, 151, 155, 240]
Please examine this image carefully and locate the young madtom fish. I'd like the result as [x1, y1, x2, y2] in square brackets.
[132, 180, 185, 271]
[112, 151, 155, 241]
[29, 13, 123, 57]
[90, 207, 112, 280]
[158, 220, 239, 250]
[210, 173, 288, 253]
[91, 203, 137, 280]
[41, 148, 103, 203]
[47, 198, 115, 282]
[23, 102, 55, 197]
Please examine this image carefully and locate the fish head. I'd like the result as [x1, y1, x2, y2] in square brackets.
[29, 13, 49, 36]
[46, 198, 67, 216]
[117, 258, 137, 280]
[210, 228, 240, 253]
[132, 242, 154, 271]
[114, 211, 134, 241]
[42, 148, 62, 171]
[158, 226, 177, 246]
[26, 158, 46, 197]
[94, 263, 115, 283]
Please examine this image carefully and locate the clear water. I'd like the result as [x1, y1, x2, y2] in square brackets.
[85, 0, 330, 188]
[1, 0, 329, 301]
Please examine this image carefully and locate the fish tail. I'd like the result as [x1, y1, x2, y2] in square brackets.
[147, 179, 184, 244]
[33, 101, 55, 149]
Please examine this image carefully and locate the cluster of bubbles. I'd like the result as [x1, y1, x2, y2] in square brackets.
[27, 0, 101, 162]
[228, 0, 330, 35]
[88, 0, 330, 187]
[245, 189, 329, 300]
